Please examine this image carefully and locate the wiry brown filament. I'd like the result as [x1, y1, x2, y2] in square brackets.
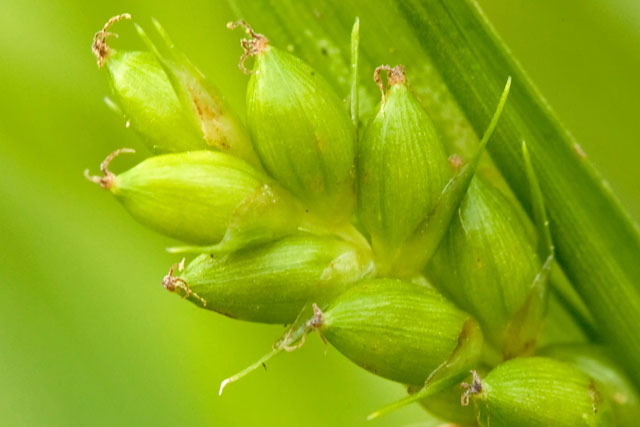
[92, 13, 131, 68]
[162, 260, 206, 307]
[84, 148, 135, 190]
[374, 64, 407, 109]
[460, 370, 483, 406]
[226, 20, 269, 74]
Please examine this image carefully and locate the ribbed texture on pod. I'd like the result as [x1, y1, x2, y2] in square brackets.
[428, 177, 540, 349]
[111, 151, 300, 245]
[318, 278, 482, 386]
[474, 357, 612, 426]
[539, 344, 640, 426]
[171, 234, 374, 323]
[105, 51, 207, 153]
[357, 81, 449, 269]
[246, 46, 355, 221]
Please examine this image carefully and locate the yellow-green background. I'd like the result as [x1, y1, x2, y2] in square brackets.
[1, 1, 638, 425]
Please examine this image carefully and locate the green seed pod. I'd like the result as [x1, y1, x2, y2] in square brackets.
[162, 234, 374, 323]
[230, 21, 355, 221]
[539, 344, 640, 426]
[357, 65, 449, 272]
[428, 177, 541, 352]
[93, 15, 204, 152]
[467, 357, 613, 426]
[85, 149, 300, 250]
[316, 278, 483, 386]
[93, 15, 257, 164]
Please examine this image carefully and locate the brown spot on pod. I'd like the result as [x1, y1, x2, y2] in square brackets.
[95, 16, 257, 160]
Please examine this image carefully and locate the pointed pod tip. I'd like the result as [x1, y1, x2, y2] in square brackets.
[217, 346, 283, 395]
[150, 18, 175, 50]
[133, 22, 161, 58]
[475, 76, 512, 152]
[365, 412, 379, 421]
[494, 76, 512, 113]
[133, 22, 145, 36]
[219, 379, 230, 396]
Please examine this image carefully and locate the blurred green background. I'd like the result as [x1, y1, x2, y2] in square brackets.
[0, 0, 638, 426]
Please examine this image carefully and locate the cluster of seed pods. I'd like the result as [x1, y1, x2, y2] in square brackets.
[86, 14, 638, 426]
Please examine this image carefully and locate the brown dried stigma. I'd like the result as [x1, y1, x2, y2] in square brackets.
[84, 148, 135, 190]
[374, 64, 407, 108]
[92, 13, 132, 68]
[226, 20, 269, 74]
[461, 370, 483, 406]
[162, 260, 206, 307]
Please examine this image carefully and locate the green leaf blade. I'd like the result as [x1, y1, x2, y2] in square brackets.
[397, 0, 640, 382]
